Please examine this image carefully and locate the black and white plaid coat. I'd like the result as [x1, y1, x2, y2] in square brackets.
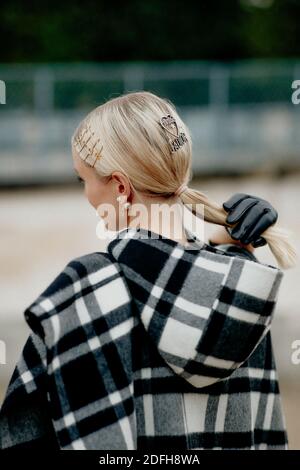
[0, 226, 288, 450]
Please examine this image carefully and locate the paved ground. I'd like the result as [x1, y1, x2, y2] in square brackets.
[0, 174, 299, 448]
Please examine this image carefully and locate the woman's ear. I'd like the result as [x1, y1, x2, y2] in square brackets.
[111, 172, 132, 198]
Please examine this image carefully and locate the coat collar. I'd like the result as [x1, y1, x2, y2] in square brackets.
[106, 225, 207, 255]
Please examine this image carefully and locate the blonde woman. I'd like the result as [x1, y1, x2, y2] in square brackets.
[0, 91, 296, 451]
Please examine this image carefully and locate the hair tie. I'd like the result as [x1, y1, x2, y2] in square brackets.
[174, 183, 188, 197]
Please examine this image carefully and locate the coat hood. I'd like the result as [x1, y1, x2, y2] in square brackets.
[107, 226, 284, 388]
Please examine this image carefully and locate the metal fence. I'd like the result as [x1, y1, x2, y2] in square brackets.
[0, 60, 299, 111]
[0, 60, 300, 183]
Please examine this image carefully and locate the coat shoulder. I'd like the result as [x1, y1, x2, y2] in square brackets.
[23, 251, 122, 340]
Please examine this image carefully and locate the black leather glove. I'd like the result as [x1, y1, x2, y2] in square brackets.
[222, 193, 278, 247]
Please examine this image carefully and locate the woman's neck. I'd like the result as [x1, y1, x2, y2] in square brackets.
[125, 197, 189, 246]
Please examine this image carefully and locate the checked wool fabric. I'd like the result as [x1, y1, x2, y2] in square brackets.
[0, 226, 288, 450]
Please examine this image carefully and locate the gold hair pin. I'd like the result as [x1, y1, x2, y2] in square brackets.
[73, 123, 103, 167]
[159, 114, 188, 152]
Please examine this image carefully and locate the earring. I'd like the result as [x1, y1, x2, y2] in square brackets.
[117, 195, 131, 211]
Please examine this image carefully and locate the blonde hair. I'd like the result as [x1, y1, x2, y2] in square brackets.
[71, 90, 297, 270]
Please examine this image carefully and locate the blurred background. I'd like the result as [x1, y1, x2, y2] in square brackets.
[0, 0, 300, 449]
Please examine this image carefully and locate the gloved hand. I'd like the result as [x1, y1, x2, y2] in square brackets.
[222, 193, 278, 248]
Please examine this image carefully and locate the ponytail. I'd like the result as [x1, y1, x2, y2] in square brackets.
[180, 186, 297, 270]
